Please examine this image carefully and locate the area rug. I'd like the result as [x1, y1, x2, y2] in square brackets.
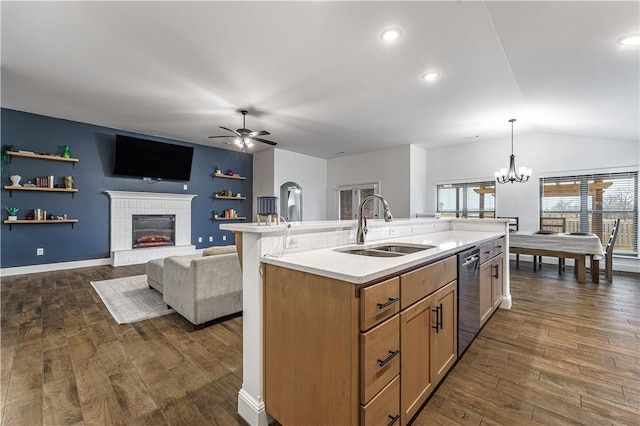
[90, 275, 175, 324]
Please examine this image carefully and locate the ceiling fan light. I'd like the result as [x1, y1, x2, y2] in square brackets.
[245, 138, 254, 148]
[234, 138, 243, 147]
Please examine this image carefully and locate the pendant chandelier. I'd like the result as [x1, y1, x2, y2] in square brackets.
[494, 118, 532, 184]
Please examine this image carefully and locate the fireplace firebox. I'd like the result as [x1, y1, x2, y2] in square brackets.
[132, 215, 176, 249]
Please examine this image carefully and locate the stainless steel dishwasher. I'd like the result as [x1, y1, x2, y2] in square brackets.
[457, 246, 480, 356]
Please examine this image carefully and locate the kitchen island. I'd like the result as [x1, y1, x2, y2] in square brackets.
[220, 218, 511, 426]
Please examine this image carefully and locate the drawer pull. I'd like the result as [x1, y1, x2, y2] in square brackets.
[388, 414, 400, 426]
[377, 297, 400, 310]
[493, 264, 500, 279]
[485, 250, 493, 255]
[377, 349, 400, 367]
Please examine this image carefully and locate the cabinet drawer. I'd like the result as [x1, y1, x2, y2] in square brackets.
[400, 256, 456, 309]
[479, 241, 495, 264]
[361, 375, 400, 426]
[361, 277, 400, 331]
[493, 237, 504, 257]
[361, 315, 400, 404]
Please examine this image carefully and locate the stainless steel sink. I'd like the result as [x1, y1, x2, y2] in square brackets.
[369, 243, 436, 254]
[335, 243, 436, 257]
[336, 248, 403, 257]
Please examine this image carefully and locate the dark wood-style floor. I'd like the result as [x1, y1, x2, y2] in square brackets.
[1, 262, 638, 425]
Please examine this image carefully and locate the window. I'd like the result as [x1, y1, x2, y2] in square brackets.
[436, 181, 495, 218]
[336, 183, 378, 220]
[540, 171, 638, 255]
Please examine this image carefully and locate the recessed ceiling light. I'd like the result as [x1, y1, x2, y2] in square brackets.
[422, 72, 440, 81]
[380, 28, 402, 42]
[618, 33, 640, 46]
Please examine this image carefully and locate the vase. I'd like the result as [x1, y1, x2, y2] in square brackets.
[8, 216, 17, 221]
[63, 176, 74, 189]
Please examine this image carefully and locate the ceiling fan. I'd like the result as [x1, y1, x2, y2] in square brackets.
[208, 110, 277, 150]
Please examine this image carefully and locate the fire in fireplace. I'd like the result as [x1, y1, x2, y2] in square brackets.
[132, 215, 176, 249]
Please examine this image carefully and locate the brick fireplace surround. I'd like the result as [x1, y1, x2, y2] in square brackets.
[105, 191, 197, 266]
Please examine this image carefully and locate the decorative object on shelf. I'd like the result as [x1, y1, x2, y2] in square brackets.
[494, 118, 532, 184]
[5, 207, 19, 221]
[212, 210, 219, 219]
[257, 196, 279, 225]
[223, 208, 238, 218]
[214, 166, 221, 174]
[62, 144, 71, 158]
[1, 144, 15, 181]
[33, 209, 48, 220]
[63, 175, 74, 189]
[10, 175, 21, 187]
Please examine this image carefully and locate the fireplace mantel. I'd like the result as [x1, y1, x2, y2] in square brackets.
[105, 191, 197, 266]
[105, 191, 197, 202]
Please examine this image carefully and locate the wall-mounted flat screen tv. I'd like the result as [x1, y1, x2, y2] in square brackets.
[113, 134, 194, 181]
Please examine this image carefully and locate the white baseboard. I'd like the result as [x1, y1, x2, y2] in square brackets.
[1, 248, 208, 278]
[237, 389, 271, 426]
[1, 258, 112, 277]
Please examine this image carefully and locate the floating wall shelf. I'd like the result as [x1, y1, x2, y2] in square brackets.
[7, 150, 79, 164]
[212, 173, 246, 180]
[4, 185, 78, 198]
[212, 195, 246, 201]
[4, 219, 78, 230]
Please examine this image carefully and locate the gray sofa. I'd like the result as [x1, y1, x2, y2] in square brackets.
[146, 245, 242, 330]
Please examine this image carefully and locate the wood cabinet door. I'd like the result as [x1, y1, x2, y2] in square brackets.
[492, 254, 504, 309]
[399, 295, 434, 425]
[432, 281, 457, 384]
[479, 261, 493, 326]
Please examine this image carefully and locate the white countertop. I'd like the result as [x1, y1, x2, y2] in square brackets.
[261, 230, 503, 284]
[220, 217, 511, 234]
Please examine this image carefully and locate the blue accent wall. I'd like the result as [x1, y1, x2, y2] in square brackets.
[1, 108, 253, 268]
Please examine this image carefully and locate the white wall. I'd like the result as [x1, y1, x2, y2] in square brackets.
[252, 149, 275, 216]
[273, 149, 328, 221]
[409, 145, 428, 217]
[253, 148, 328, 221]
[426, 133, 639, 231]
[326, 145, 411, 219]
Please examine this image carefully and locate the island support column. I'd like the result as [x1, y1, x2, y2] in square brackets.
[236, 232, 271, 426]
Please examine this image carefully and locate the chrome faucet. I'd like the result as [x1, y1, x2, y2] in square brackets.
[356, 194, 393, 244]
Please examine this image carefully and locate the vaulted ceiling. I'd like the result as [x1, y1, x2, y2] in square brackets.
[2, 1, 638, 159]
